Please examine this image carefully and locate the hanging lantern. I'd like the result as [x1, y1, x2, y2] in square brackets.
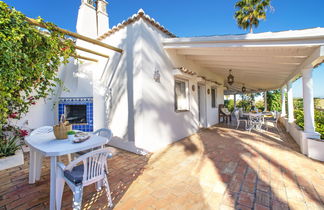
[227, 69, 234, 85]
[242, 84, 246, 93]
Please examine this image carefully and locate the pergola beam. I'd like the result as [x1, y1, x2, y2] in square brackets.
[174, 48, 314, 57]
[186, 55, 306, 63]
[75, 55, 98, 62]
[201, 63, 295, 70]
[26, 17, 123, 53]
[75, 46, 109, 58]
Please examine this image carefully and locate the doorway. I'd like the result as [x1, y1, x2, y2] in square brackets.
[198, 84, 206, 127]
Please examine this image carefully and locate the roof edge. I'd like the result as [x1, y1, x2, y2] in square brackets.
[97, 9, 176, 40]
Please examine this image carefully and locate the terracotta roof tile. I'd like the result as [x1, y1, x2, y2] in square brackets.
[98, 9, 176, 40]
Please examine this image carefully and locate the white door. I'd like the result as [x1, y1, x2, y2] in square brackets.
[198, 84, 207, 127]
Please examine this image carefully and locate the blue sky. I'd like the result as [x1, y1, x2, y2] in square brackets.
[6, 0, 324, 98]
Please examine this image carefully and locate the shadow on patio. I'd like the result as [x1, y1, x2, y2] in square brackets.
[1, 123, 324, 209]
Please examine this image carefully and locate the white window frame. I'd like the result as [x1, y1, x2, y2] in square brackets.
[211, 87, 217, 108]
[174, 79, 190, 112]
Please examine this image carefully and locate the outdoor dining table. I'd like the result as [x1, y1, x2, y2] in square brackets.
[25, 132, 109, 210]
[243, 112, 269, 131]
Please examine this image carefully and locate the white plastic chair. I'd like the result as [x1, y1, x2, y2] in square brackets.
[234, 110, 247, 130]
[56, 148, 113, 210]
[93, 128, 113, 143]
[75, 128, 113, 157]
[28, 126, 53, 183]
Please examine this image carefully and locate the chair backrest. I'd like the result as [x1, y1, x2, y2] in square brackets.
[275, 111, 281, 122]
[65, 148, 110, 185]
[238, 108, 244, 117]
[30, 126, 53, 136]
[234, 110, 240, 120]
[249, 113, 263, 122]
[93, 128, 113, 141]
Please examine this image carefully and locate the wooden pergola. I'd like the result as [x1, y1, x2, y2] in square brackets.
[26, 17, 123, 62]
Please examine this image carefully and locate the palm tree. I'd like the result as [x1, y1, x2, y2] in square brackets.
[234, 0, 272, 33]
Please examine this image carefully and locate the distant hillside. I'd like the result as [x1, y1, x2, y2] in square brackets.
[317, 98, 324, 110]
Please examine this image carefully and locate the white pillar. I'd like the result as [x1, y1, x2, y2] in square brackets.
[264, 91, 267, 111]
[281, 87, 286, 117]
[234, 94, 237, 109]
[287, 81, 294, 123]
[302, 68, 318, 137]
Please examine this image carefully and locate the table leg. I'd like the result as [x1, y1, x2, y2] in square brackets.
[50, 156, 57, 210]
[29, 149, 36, 184]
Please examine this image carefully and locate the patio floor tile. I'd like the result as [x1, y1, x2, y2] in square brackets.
[0, 123, 324, 209]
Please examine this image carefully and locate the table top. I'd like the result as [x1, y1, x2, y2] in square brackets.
[243, 112, 273, 116]
[25, 133, 108, 157]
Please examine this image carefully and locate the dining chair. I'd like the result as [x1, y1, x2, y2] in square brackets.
[28, 126, 53, 183]
[75, 128, 113, 157]
[266, 111, 281, 132]
[234, 110, 248, 130]
[248, 113, 264, 132]
[56, 148, 113, 210]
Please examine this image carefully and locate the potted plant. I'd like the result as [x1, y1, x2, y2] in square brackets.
[0, 125, 27, 170]
[67, 130, 76, 140]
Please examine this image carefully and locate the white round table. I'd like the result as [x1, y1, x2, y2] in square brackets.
[25, 132, 109, 210]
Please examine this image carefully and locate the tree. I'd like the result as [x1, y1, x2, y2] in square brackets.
[234, 0, 272, 33]
[266, 89, 281, 111]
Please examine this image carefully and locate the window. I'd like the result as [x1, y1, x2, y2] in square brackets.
[211, 88, 216, 108]
[175, 79, 189, 111]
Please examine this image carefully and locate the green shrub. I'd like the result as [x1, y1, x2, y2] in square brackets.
[224, 99, 235, 112]
[294, 109, 324, 139]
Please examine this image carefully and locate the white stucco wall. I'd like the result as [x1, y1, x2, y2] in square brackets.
[132, 19, 225, 151]
[18, 11, 225, 153]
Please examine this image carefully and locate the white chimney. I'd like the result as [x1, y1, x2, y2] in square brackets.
[76, 0, 97, 38]
[96, 0, 109, 36]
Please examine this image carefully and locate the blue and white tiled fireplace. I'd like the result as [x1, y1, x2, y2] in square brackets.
[58, 97, 93, 132]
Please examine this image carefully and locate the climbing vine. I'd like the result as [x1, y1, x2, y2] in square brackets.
[0, 1, 75, 124]
[0, 2, 76, 156]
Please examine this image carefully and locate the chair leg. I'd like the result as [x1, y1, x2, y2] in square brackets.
[35, 153, 43, 181]
[236, 121, 240, 129]
[67, 154, 72, 162]
[103, 174, 113, 207]
[96, 180, 103, 191]
[72, 185, 83, 210]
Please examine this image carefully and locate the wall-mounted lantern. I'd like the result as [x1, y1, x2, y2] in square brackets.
[242, 84, 246, 93]
[227, 69, 234, 85]
[192, 84, 195, 91]
[153, 68, 160, 82]
[207, 89, 210, 94]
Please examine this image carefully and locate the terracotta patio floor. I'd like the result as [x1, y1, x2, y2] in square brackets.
[1, 123, 324, 210]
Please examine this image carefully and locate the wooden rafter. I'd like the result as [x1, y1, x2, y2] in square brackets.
[26, 17, 123, 53]
[75, 46, 109, 58]
[75, 55, 98, 62]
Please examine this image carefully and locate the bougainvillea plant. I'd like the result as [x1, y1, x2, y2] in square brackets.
[0, 2, 76, 156]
